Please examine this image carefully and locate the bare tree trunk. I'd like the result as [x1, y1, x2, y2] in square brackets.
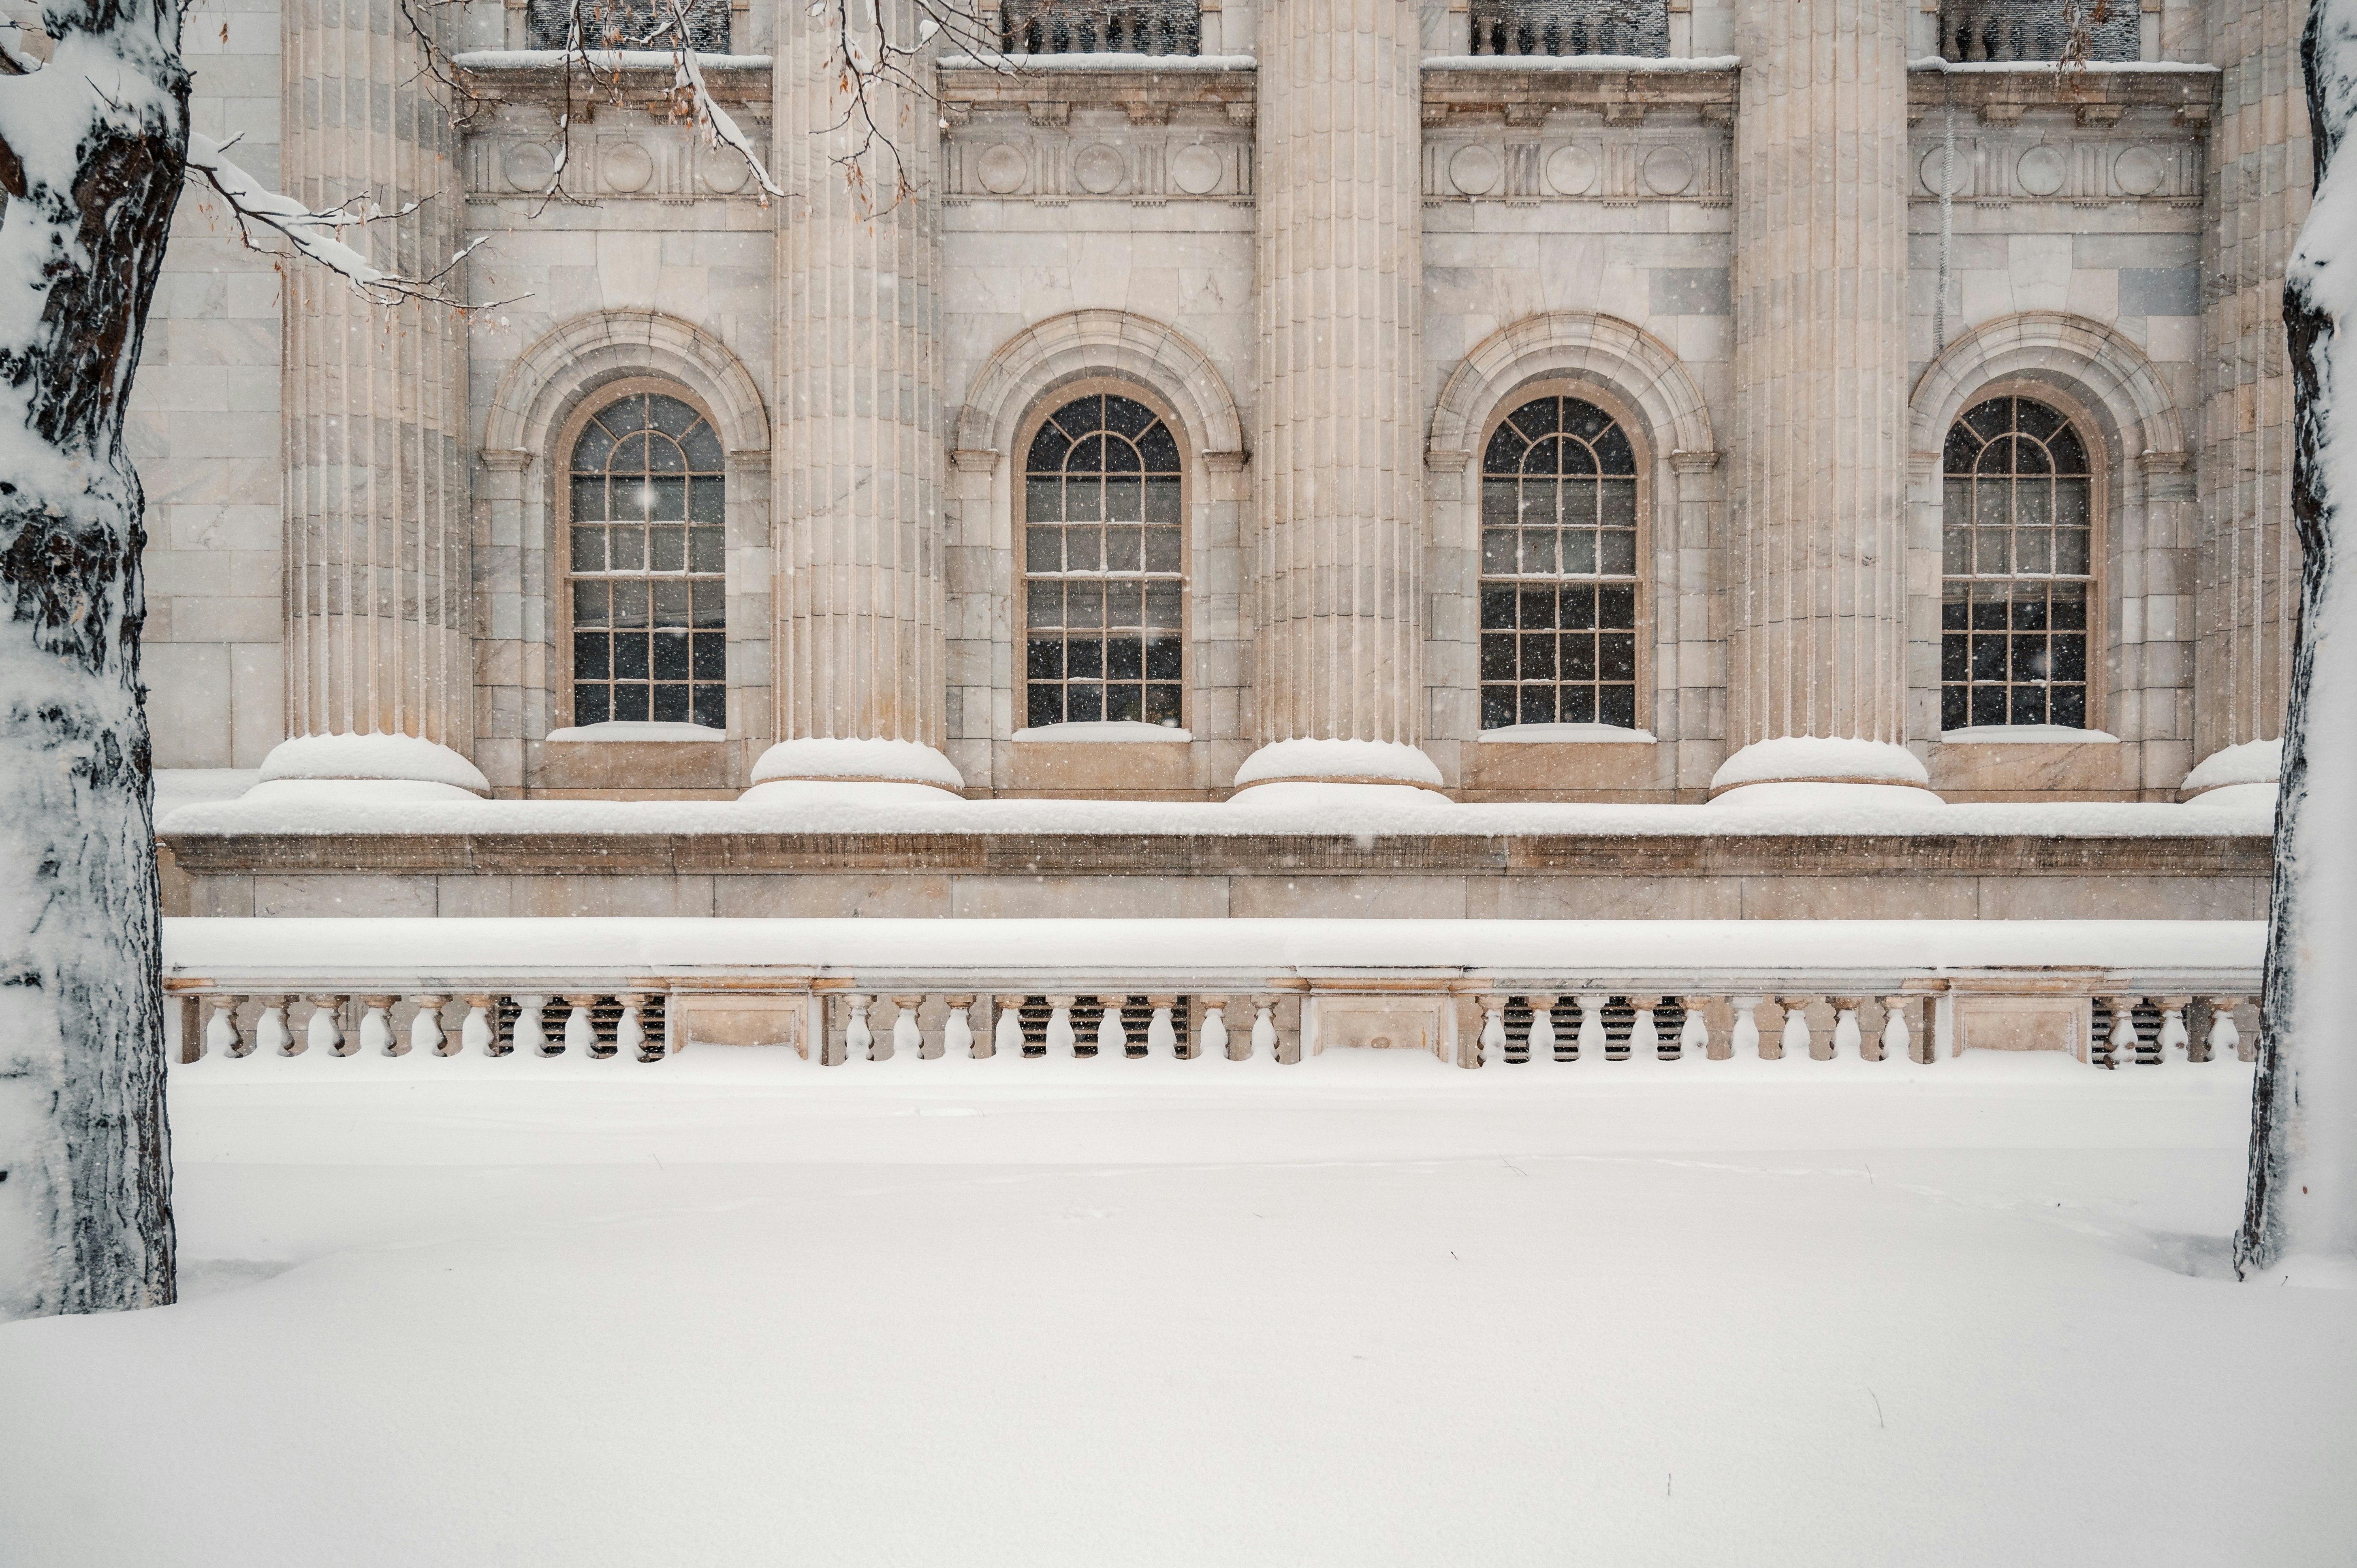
[0, 0, 187, 1316]
[2240, 0, 2357, 1279]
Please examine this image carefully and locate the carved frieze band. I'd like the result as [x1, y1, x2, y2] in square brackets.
[465, 126, 774, 200]
[944, 130, 1253, 202]
[1909, 132, 2204, 204]
[1421, 131, 1730, 203]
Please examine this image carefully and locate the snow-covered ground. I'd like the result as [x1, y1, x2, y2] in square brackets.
[2, 1049, 2350, 1566]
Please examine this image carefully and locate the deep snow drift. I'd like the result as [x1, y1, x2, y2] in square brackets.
[0, 1049, 2348, 1567]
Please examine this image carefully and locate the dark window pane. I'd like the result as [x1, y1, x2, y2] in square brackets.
[1484, 423, 1526, 474]
[1068, 683, 1103, 722]
[652, 629, 691, 681]
[1144, 583, 1181, 629]
[2053, 634, 2086, 683]
[1556, 437, 1595, 477]
[1941, 686, 1968, 731]
[1481, 686, 1517, 730]
[1027, 526, 1062, 573]
[1941, 633, 1968, 682]
[1598, 685, 1636, 728]
[1139, 424, 1180, 473]
[689, 526, 724, 573]
[649, 394, 698, 438]
[652, 683, 691, 723]
[1519, 587, 1556, 629]
[1105, 395, 1154, 441]
[691, 580, 725, 628]
[2009, 685, 2045, 725]
[571, 476, 606, 521]
[1480, 585, 1517, 630]
[1560, 685, 1597, 723]
[2051, 685, 2087, 728]
[1068, 583, 1104, 629]
[573, 580, 609, 627]
[1026, 477, 1062, 522]
[1599, 632, 1637, 681]
[1028, 424, 1071, 473]
[1028, 685, 1063, 728]
[574, 631, 610, 681]
[1482, 529, 1517, 576]
[1145, 685, 1181, 726]
[1597, 583, 1635, 628]
[649, 525, 686, 572]
[1521, 437, 1560, 476]
[2051, 427, 2088, 475]
[691, 683, 725, 730]
[691, 632, 725, 681]
[612, 580, 649, 627]
[1104, 582, 1142, 627]
[1595, 424, 1636, 476]
[1520, 529, 1558, 574]
[612, 684, 650, 722]
[1144, 526, 1181, 573]
[1105, 685, 1145, 723]
[1068, 639, 1103, 679]
[1600, 530, 1637, 575]
[1482, 479, 1520, 526]
[1519, 685, 1555, 725]
[572, 421, 616, 472]
[1068, 435, 1108, 475]
[1563, 636, 1597, 681]
[1060, 396, 1104, 435]
[1562, 582, 1599, 630]
[1144, 476, 1181, 522]
[1027, 638, 1063, 680]
[1107, 637, 1143, 679]
[1480, 634, 1516, 681]
[683, 423, 724, 472]
[1106, 526, 1142, 572]
[2013, 594, 2049, 631]
[575, 683, 611, 726]
[613, 633, 650, 681]
[2052, 587, 2088, 630]
[1102, 440, 1142, 476]
[646, 435, 687, 476]
[1964, 398, 2009, 442]
[647, 478, 687, 519]
[1511, 398, 1559, 439]
[611, 433, 649, 475]
[1970, 684, 2006, 726]
[609, 526, 646, 572]
[1971, 636, 2005, 681]
[1520, 634, 1556, 680]
[1027, 580, 1063, 628]
[571, 527, 605, 572]
[1943, 422, 1980, 473]
[1066, 524, 1102, 569]
[652, 579, 691, 627]
[1145, 634, 1182, 681]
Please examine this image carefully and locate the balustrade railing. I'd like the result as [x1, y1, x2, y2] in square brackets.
[995, 0, 1200, 56]
[164, 919, 2261, 1073]
[1466, 0, 1668, 59]
[1936, 0, 2140, 63]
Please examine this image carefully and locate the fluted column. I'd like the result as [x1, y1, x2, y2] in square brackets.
[1239, 0, 1430, 791]
[766, 0, 954, 787]
[2198, 0, 2312, 761]
[278, 0, 470, 775]
[1723, 0, 1915, 789]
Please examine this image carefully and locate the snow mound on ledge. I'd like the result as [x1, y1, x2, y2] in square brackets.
[1711, 736, 1932, 793]
[1012, 721, 1191, 743]
[2181, 738, 2283, 794]
[1702, 781, 1946, 823]
[257, 733, 490, 794]
[1232, 738, 1446, 790]
[740, 780, 968, 809]
[2185, 782, 2280, 812]
[545, 721, 724, 744]
[1226, 781, 1453, 812]
[749, 738, 965, 790]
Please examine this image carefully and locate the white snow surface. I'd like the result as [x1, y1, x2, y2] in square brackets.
[1012, 720, 1192, 742]
[0, 1047, 2348, 1564]
[748, 736, 965, 789]
[258, 732, 491, 793]
[937, 51, 1257, 69]
[543, 720, 726, 744]
[1232, 738, 1449, 788]
[452, 48, 773, 67]
[1423, 53, 1741, 70]
[152, 769, 258, 820]
[1939, 725, 2120, 745]
[1478, 722, 1657, 743]
[2180, 737, 2284, 791]
[1907, 55, 2219, 73]
[1709, 736, 1933, 791]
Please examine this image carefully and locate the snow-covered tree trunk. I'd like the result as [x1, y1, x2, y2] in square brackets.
[0, 0, 186, 1316]
[2240, 0, 2357, 1280]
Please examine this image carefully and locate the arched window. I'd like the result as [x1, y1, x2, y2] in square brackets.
[1023, 392, 1183, 729]
[1941, 395, 2093, 730]
[1478, 394, 1642, 730]
[566, 390, 726, 729]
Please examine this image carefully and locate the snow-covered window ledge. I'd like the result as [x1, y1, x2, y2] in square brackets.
[545, 722, 729, 744]
[1011, 721, 1193, 743]
[1938, 727, 2119, 745]
[1477, 723, 1658, 744]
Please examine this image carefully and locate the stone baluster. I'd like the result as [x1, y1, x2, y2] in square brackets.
[305, 995, 347, 1057]
[1526, 994, 1559, 1065]
[1477, 995, 1508, 1067]
[614, 993, 649, 1061]
[2156, 997, 2193, 1061]
[992, 995, 1027, 1059]
[1626, 997, 1663, 1065]
[510, 996, 550, 1059]
[1238, 0, 1426, 790]
[1045, 996, 1078, 1056]
[1877, 995, 1913, 1063]
[1724, 0, 1912, 790]
[251, 996, 293, 1056]
[2102, 994, 2140, 1067]
[1199, 998, 1231, 1061]
[1777, 996, 1819, 1061]
[1096, 996, 1129, 1059]
[1251, 996, 1281, 1061]
[205, 997, 246, 1059]
[558, 996, 599, 1057]
[944, 996, 977, 1059]
[767, 0, 958, 791]
[892, 995, 927, 1060]
[1574, 994, 1609, 1063]
[409, 995, 448, 1058]
[1146, 996, 1178, 1058]
[462, 996, 497, 1056]
[1678, 997, 1712, 1060]
[1731, 996, 1764, 1059]
[358, 996, 397, 1055]
[843, 995, 877, 1063]
[1831, 998, 1865, 1060]
[2203, 996, 2249, 1063]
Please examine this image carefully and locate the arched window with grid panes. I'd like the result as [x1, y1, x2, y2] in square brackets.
[1022, 393, 1185, 729]
[1478, 394, 1642, 730]
[1940, 395, 2095, 731]
[566, 390, 726, 729]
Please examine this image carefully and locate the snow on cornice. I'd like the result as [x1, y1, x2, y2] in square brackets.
[452, 49, 773, 69]
[1423, 54, 1739, 70]
[1907, 56, 2219, 73]
[937, 52, 1257, 70]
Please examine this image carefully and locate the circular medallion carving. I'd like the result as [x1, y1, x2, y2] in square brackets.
[2114, 145, 2166, 197]
[2015, 145, 2067, 197]
[1919, 147, 1966, 197]
[976, 143, 1028, 195]
[603, 141, 654, 194]
[1170, 144, 1222, 196]
[1642, 145, 1694, 196]
[1449, 143, 1503, 196]
[701, 149, 750, 194]
[1074, 143, 1125, 194]
[1545, 143, 1598, 197]
[502, 141, 555, 192]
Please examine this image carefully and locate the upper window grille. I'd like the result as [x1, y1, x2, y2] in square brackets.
[1479, 395, 1642, 730]
[567, 391, 726, 730]
[1936, 0, 2138, 62]
[527, 0, 730, 50]
[1941, 396, 2094, 731]
[1468, 0, 1668, 58]
[997, 0, 1200, 55]
[1023, 394, 1184, 730]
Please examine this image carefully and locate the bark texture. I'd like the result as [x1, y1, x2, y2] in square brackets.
[0, 2, 186, 1316]
[2240, 0, 2357, 1277]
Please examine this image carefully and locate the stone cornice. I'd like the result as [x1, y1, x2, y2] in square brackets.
[454, 57, 773, 115]
[938, 60, 1258, 124]
[1421, 62, 1738, 127]
[1905, 62, 2217, 126]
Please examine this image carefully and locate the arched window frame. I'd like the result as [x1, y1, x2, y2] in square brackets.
[1936, 380, 2109, 735]
[1472, 380, 1654, 733]
[555, 377, 730, 732]
[1012, 377, 1193, 733]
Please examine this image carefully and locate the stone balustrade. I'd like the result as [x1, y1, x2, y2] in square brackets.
[1935, 0, 2140, 64]
[1466, 0, 1668, 58]
[997, 0, 1202, 55]
[164, 918, 2262, 1071]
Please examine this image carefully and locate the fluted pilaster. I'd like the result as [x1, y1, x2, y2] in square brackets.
[774, 2, 946, 754]
[280, 0, 468, 753]
[2199, 0, 2312, 756]
[1727, 0, 1911, 763]
[1249, 0, 1424, 766]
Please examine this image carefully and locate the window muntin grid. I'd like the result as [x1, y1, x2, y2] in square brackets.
[1023, 393, 1184, 729]
[1940, 395, 2094, 730]
[567, 392, 726, 729]
[1478, 395, 1642, 730]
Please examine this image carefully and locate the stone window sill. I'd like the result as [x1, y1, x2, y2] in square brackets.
[547, 722, 728, 745]
[1012, 721, 1192, 743]
[1939, 727, 2118, 745]
[1478, 723, 1657, 745]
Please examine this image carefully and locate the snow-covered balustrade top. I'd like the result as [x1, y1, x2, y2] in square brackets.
[164, 917, 2263, 1071]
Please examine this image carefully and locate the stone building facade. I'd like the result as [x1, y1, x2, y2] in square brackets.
[123, 0, 2308, 815]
